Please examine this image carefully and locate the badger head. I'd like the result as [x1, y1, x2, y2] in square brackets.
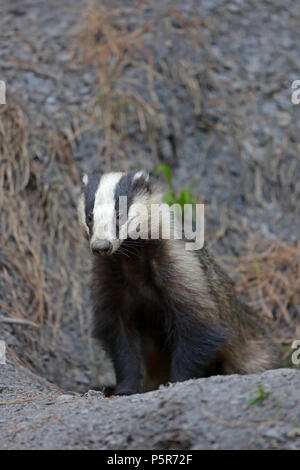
[77, 170, 162, 256]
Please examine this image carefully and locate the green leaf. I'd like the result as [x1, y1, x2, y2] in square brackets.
[165, 191, 177, 206]
[249, 386, 271, 405]
[154, 165, 173, 189]
[153, 165, 199, 213]
[178, 189, 197, 206]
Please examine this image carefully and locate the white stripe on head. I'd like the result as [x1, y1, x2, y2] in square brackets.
[92, 172, 124, 245]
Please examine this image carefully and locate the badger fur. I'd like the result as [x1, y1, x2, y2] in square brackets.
[78, 170, 279, 395]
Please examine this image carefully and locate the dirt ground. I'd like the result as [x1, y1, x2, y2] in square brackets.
[0, 0, 300, 450]
[1, 358, 299, 450]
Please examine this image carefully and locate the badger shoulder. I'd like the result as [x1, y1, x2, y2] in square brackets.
[151, 240, 231, 326]
[156, 239, 274, 337]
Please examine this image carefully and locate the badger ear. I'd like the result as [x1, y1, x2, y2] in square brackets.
[134, 171, 150, 190]
[132, 170, 151, 193]
[142, 171, 149, 182]
[133, 170, 149, 182]
[82, 173, 88, 185]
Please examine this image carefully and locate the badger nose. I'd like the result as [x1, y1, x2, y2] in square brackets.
[91, 240, 112, 255]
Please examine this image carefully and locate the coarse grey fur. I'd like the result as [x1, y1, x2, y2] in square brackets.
[78, 170, 280, 395]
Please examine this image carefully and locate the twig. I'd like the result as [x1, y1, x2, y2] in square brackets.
[0, 315, 39, 328]
[0, 56, 57, 81]
[0, 396, 44, 405]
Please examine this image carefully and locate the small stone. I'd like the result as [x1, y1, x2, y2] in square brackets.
[286, 428, 300, 438]
[277, 112, 291, 127]
[228, 4, 240, 13]
[56, 394, 74, 403]
[263, 428, 281, 439]
[281, 36, 293, 49]
[46, 96, 56, 104]
[159, 138, 173, 164]
[262, 102, 277, 116]
[84, 390, 104, 399]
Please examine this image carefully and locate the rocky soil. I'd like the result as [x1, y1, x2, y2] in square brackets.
[1, 358, 299, 450]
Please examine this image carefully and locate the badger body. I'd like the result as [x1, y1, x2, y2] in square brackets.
[78, 170, 279, 395]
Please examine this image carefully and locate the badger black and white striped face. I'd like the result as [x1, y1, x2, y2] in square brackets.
[78, 170, 161, 255]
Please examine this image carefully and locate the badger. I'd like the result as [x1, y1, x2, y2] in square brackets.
[78, 170, 279, 395]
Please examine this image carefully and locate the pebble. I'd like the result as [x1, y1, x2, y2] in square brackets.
[277, 112, 292, 127]
[286, 428, 300, 438]
[84, 390, 104, 399]
[56, 394, 74, 403]
[263, 428, 282, 440]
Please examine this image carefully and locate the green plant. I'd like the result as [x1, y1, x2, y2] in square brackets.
[249, 386, 271, 405]
[154, 165, 198, 209]
[281, 345, 300, 369]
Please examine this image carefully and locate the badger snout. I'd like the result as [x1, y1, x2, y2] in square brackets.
[91, 240, 112, 256]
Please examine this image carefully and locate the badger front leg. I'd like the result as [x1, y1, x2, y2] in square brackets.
[169, 311, 228, 383]
[97, 314, 142, 396]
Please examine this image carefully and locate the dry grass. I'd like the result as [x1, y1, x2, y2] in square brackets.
[221, 239, 300, 357]
[76, 0, 215, 168]
[0, 95, 91, 379]
[0, 96, 30, 197]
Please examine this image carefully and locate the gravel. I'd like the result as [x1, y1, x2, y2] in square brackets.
[1, 359, 299, 450]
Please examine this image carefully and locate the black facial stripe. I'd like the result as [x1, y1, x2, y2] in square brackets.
[114, 171, 135, 214]
[114, 171, 150, 238]
[114, 171, 149, 214]
[84, 172, 101, 230]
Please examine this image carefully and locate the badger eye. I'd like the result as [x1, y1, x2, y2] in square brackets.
[87, 212, 93, 225]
